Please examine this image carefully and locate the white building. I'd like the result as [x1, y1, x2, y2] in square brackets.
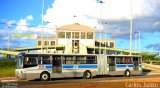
[36, 23, 115, 54]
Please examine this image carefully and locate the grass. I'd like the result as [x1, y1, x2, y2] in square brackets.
[0, 59, 16, 78]
[0, 67, 15, 78]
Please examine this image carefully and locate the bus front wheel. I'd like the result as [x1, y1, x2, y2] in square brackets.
[83, 71, 92, 79]
[124, 70, 131, 77]
[40, 72, 50, 81]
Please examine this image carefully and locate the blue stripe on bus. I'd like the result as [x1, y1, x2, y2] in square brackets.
[78, 64, 97, 68]
[62, 64, 98, 69]
[116, 64, 126, 68]
[116, 64, 133, 68]
[63, 65, 74, 69]
[128, 64, 133, 67]
[45, 65, 52, 69]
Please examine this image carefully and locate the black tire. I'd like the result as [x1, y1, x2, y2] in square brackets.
[83, 71, 92, 79]
[40, 72, 50, 81]
[124, 70, 131, 77]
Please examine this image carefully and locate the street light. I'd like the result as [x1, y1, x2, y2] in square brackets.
[94, 26, 97, 54]
[7, 26, 11, 50]
[138, 29, 141, 52]
[129, 0, 133, 55]
[134, 31, 138, 51]
[98, 0, 104, 55]
[104, 22, 107, 54]
[41, 0, 44, 53]
[73, 15, 77, 54]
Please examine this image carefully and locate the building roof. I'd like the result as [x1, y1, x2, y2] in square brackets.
[36, 37, 56, 41]
[58, 23, 95, 32]
[95, 39, 115, 42]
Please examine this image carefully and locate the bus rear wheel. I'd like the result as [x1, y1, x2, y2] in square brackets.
[40, 72, 50, 81]
[83, 71, 92, 79]
[124, 70, 131, 77]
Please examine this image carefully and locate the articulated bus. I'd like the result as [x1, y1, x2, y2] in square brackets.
[15, 53, 142, 81]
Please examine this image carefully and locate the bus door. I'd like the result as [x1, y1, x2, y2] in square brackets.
[133, 57, 139, 70]
[52, 56, 62, 73]
[108, 56, 116, 71]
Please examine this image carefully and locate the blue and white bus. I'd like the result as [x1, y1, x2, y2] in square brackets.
[97, 55, 142, 77]
[15, 53, 142, 81]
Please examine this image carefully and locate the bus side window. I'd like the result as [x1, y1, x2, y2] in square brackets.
[63, 56, 75, 64]
[41, 56, 51, 64]
[116, 57, 125, 64]
[76, 56, 86, 64]
[125, 57, 132, 64]
[86, 56, 97, 64]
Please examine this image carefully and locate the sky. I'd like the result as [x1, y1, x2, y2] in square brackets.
[0, 0, 160, 53]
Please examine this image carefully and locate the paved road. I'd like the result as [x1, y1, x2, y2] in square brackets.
[3, 74, 159, 88]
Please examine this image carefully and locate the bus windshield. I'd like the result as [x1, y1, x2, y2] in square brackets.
[16, 55, 24, 69]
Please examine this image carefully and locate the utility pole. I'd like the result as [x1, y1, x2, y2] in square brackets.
[94, 26, 97, 54]
[99, 0, 104, 55]
[138, 29, 141, 52]
[129, 0, 133, 55]
[73, 15, 77, 54]
[7, 26, 10, 50]
[104, 22, 107, 54]
[41, 0, 44, 53]
[46, 21, 50, 53]
[134, 31, 138, 51]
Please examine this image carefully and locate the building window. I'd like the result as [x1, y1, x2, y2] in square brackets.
[105, 42, 108, 47]
[110, 42, 114, 48]
[81, 32, 85, 39]
[38, 41, 41, 46]
[75, 32, 79, 39]
[66, 32, 71, 38]
[72, 32, 75, 38]
[87, 32, 93, 39]
[58, 32, 65, 38]
[44, 41, 49, 46]
[72, 32, 79, 39]
[51, 41, 55, 46]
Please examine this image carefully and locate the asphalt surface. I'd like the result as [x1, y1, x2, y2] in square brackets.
[4, 74, 160, 88]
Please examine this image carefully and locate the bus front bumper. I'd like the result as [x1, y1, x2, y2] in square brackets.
[15, 69, 26, 80]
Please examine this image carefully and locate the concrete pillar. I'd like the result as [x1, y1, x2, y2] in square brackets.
[7, 54, 11, 59]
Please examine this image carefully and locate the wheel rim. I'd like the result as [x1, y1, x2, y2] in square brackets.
[126, 71, 130, 76]
[86, 72, 91, 78]
[42, 74, 48, 80]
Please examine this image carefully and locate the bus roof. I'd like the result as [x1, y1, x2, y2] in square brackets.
[106, 54, 141, 57]
[19, 53, 141, 57]
[20, 53, 97, 56]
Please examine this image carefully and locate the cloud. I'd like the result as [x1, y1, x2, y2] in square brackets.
[44, 0, 154, 27]
[145, 43, 160, 51]
[0, 15, 40, 48]
[26, 15, 33, 21]
[1, 0, 160, 50]
[42, 0, 160, 40]
[7, 20, 16, 27]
